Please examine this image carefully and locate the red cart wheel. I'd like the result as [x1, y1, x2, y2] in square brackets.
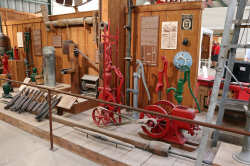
[139, 105, 170, 139]
[92, 107, 110, 126]
[110, 107, 122, 125]
[93, 90, 121, 126]
[154, 100, 175, 114]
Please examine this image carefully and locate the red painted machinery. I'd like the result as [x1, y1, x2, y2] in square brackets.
[92, 23, 124, 127]
[140, 57, 199, 145]
[155, 56, 168, 99]
[2, 53, 9, 74]
[140, 102, 198, 145]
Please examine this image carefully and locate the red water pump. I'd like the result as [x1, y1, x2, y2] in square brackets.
[92, 23, 124, 127]
[139, 57, 199, 145]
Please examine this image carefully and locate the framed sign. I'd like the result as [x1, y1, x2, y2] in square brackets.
[140, 16, 159, 65]
[182, 15, 193, 30]
[52, 35, 62, 48]
[17, 32, 23, 48]
[161, 21, 178, 50]
[32, 30, 42, 56]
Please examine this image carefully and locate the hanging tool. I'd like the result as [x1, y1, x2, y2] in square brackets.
[24, 31, 31, 77]
[166, 51, 201, 112]
[155, 56, 168, 100]
[127, 59, 151, 119]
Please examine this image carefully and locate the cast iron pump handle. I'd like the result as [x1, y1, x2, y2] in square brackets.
[136, 59, 151, 102]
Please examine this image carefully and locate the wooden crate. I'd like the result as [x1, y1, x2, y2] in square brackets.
[8, 60, 25, 87]
[198, 85, 210, 111]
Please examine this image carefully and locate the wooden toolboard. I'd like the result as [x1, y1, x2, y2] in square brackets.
[130, 2, 203, 108]
[2, 11, 99, 86]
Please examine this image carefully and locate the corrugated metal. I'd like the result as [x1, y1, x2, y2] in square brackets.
[0, 0, 50, 14]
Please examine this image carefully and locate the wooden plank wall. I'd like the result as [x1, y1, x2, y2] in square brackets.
[131, 2, 203, 108]
[2, 11, 99, 84]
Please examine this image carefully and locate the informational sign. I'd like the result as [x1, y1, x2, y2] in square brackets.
[161, 21, 178, 50]
[182, 15, 193, 30]
[140, 16, 159, 65]
[52, 35, 62, 48]
[32, 30, 42, 56]
[17, 32, 23, 48]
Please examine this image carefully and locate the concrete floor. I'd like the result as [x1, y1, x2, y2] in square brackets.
[0, 120, 100, 166]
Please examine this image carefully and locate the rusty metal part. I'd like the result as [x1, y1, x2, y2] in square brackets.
[4, 88, 26, 109]
[1, 78, 250, 137]
[27, 91, 45, 112]
[45, 17, 93, 28]
[20, 90, 40, 112]
[74, 127, 135, 149]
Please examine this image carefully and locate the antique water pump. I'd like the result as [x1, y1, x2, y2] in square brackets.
[139, 54, 199, 145]
[127, 59, 151, 119]
[92, 23, 124, 127]
[166, 51, 201, 112]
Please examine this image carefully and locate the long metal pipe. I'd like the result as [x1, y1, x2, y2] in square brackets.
[47, 89, 53, 150]
[125, 0, 133, 107]
[1, 78, 250, 137]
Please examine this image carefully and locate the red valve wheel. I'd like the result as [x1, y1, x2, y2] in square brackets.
[139, 105, 170, 139]
[154, 100, 175, 114]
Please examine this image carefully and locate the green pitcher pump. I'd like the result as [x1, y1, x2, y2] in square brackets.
[166, 51, 201, 113]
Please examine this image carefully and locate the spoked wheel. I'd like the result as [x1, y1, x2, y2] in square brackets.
[154, 100, 175, 114]
[139, 105, 170, 139]
[110, 107, 122, 125]
[92, 90, 121, 126]
[92, 107, 110, 126]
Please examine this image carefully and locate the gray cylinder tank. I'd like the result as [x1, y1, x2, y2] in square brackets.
[43, 46, 56, 87]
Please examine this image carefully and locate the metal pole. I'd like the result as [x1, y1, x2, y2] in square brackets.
[48, 89, 54, 150]
[195, 0, 237, 165]
[125, 0, 133, 107]
[212, 0, 248, 147]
